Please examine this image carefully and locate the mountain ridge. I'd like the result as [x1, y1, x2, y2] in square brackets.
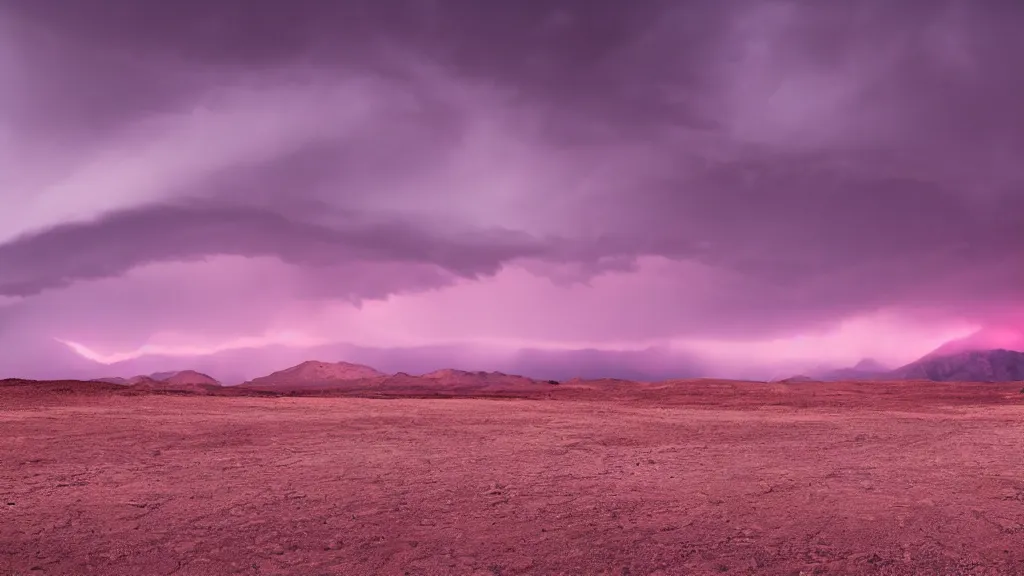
[789, 348, 1024, 383]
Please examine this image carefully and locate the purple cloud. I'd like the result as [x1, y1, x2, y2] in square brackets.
[2, 1, 1023, 380]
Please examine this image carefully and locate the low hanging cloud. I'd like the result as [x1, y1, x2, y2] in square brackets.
[0, 203, 600, 297]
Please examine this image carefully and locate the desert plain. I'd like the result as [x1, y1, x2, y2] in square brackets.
[2, 379, 1024, 576]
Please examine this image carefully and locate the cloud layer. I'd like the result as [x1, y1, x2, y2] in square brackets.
[2, 1, 1023, 380]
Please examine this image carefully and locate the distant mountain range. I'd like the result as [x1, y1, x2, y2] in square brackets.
[233, 361, 564, 396]
[889, 349, 1024, 382]
[88, 361, 560, 395]
[12, 327, 1024, 386]
[92, 370, 222, 393]
[800, 330, 1024, 383]
[86, 349, 1024, 390]
[38, 341, 707, 385]
[144, 347, 1024, 393]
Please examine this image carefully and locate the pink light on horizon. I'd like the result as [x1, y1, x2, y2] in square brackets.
[55, 331, 330, 365]
[52, 259, 983, 374]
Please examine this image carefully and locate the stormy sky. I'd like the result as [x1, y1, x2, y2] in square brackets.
[2, 0, 1023, 381]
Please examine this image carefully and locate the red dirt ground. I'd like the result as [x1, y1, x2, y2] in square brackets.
[2, 379, 1024, 575]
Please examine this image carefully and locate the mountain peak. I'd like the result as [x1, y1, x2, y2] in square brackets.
[161, 370, 220, 386]
[852, 358, 888, 372]
[811, 358, 889, 381]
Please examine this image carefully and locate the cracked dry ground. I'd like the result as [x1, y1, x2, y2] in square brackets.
[2, 384, 1024, 575]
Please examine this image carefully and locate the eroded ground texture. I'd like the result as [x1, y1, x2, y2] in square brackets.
[2, 381, 1024, 575]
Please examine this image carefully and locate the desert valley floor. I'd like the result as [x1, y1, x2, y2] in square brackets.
[2, 380, 1024, 575]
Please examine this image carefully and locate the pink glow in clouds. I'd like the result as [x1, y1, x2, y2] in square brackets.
[2, 1, 1024, 381]
[41, 257, 981, 381]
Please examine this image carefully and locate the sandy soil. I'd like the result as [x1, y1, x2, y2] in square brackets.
[2, 380, 1024, 575]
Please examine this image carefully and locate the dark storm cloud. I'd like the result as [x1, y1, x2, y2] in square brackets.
[615, 159, 1024, 278]
[9, 0, 1024, 145]
[2, 0, 1024, 363]
[6, 0, 676, 66]
[0, 202, 646, 297]
[2, 0, 731, 142]
[556, 0, 1024, 322]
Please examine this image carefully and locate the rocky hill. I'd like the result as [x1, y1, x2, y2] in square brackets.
[161, 370, 219, 386]
[243, 360, 385, 389]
